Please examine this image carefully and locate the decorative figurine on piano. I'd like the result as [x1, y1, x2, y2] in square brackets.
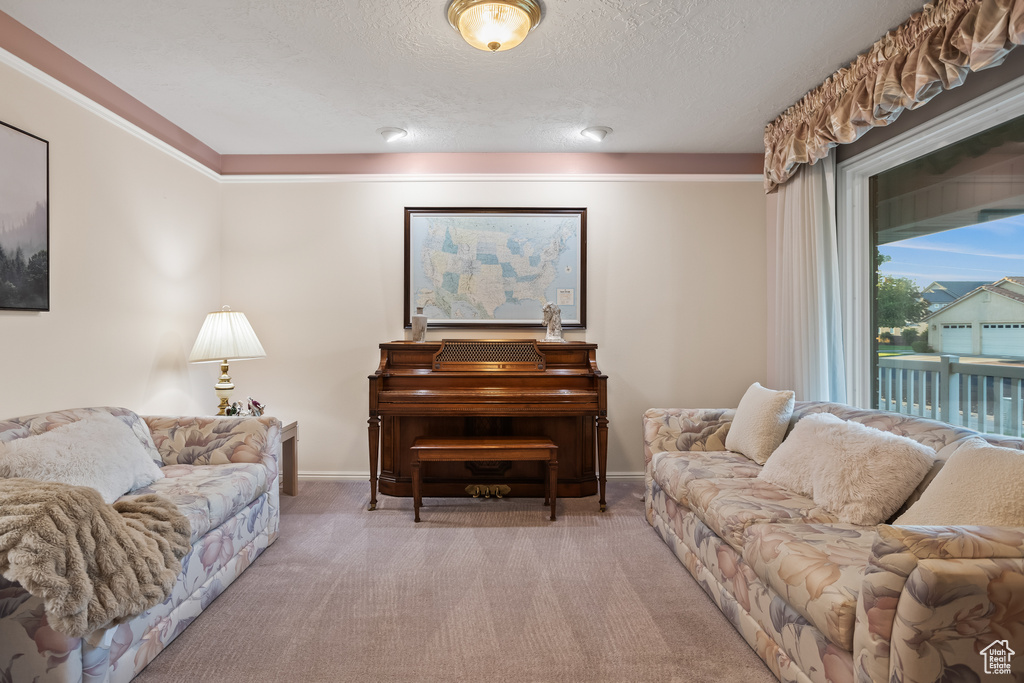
[543, 302, 565, 342]
[411, 306, 428, 342]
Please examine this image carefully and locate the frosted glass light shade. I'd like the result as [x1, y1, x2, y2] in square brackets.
[448, 0, 541, 52]
[188, 306, 266, 363]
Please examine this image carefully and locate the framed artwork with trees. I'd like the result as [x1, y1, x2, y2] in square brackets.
[0, 120, 48, 311]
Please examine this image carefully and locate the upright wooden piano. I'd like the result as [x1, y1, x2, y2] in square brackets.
[367, 339, 608, 511]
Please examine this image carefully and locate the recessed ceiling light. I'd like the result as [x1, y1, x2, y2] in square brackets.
[377, 127, 408, 142]
[581, 126, 612, 142]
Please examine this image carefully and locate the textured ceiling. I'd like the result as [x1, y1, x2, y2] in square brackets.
[0, 0, 927, 155]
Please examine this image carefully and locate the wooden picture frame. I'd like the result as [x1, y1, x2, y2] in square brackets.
[0, 120, 49, 311]
[405, 207, 586, 328]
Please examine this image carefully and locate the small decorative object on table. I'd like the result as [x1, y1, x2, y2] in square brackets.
[411, 306, 428, 342]
[542, 302, 565, 342]
[226, 397, 266, 417]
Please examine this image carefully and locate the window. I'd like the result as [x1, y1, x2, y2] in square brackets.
[839, 81, 1024, 436]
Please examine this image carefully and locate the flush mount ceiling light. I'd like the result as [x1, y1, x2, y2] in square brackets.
[447, 0, 542, 52]
[581, 126, 612, 142]
[377, 127, 408, 142]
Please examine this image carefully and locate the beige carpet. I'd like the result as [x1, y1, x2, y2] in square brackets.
[135, 481, 777, 683]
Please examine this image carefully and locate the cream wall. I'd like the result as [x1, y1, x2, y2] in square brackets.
[221, 179, 768, 476]
[0, 55, 768, 476]
[0, 59, 222, 419]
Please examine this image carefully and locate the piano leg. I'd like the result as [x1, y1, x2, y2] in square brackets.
[412, 459, 422, 523]
[597, 416, 609, 512]
[549, 459, 558, 521]
[367, 416, 380, 511]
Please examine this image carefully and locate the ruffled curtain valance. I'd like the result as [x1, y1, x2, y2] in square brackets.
[763, 0, 1024, 193]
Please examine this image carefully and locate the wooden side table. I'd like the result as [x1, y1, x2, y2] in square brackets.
[281, 421, 298, 496]
[410, 436, 558, 522]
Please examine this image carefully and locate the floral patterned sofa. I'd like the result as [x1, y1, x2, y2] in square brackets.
[644, 400, 1024, 683]
[0, 407, 281, 683]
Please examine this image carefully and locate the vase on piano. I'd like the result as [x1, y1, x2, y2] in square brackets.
[411, 306, 428, 342]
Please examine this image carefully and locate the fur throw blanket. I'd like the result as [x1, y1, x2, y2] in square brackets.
[0, 478, 191, 637]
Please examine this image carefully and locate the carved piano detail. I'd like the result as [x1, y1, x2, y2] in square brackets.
[368, 339, 608, 512]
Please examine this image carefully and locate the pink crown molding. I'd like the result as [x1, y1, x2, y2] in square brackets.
[218, 152, 763, 176]
[0, 10, 222, 172]
[0, 10, 763, 178]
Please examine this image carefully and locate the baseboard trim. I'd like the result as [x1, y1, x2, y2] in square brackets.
[606, 472, 645, 481]
[299, 471, 369, 481]
[298, 470, 645, 481]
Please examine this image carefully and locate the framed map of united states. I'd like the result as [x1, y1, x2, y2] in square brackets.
[404, 207, 586, 328]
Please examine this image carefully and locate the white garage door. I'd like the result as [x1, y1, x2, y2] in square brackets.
[982, 323, 1024, 357]
[941, 324, 973, 354]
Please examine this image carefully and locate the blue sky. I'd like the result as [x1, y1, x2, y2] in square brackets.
[878, 214, 1024, 288]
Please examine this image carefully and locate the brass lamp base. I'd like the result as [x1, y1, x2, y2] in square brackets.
[214, 361, 234, 416]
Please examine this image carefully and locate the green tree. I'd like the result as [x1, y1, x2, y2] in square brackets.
[25, 250, 48, 305]
[876, 252, 928, 329]
[0, 280, 16, 307]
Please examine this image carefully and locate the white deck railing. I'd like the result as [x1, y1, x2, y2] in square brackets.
[877, 355, 1024, 436]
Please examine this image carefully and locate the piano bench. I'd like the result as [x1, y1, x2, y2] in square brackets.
[410, 437, 558, 523]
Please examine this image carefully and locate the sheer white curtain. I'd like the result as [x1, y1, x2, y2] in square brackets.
[773, 150, 847, 402]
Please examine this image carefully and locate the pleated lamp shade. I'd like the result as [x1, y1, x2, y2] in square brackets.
[188, 306, 266, 363]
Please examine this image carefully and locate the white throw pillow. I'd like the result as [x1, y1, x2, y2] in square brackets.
[895, 437, 1024, 526]
[758, 412, 845, 497]
[0, 413, 164, 504]
[811, 419, 934, 525]
[725, 382, 795, 465]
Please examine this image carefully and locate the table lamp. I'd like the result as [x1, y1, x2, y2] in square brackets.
[188, 305, 266, 415]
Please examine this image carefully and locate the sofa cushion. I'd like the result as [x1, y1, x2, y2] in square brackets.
[0, 406, 163, 467]
[790, 403, 978, 522]
[758, 412, 841, 497]
[895, 436, 1024, 526]
[742, 522, 876, 651]
[685, 478, 838, 552]
[652, 451, 761, 508]
[892, 438, 965, 520]
[650, 481, 857, 681]
[726, 383, 795, 464]
[129, 462, 269, 542]
[144, 415, 279, 469]
[0, 413, 164, 504]
[791, 402, 977, 452]
[810, 418, 933, 525]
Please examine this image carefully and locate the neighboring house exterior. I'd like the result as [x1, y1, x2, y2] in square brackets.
[920, 281, 989, 312]
[927, 277, 1024, 357]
